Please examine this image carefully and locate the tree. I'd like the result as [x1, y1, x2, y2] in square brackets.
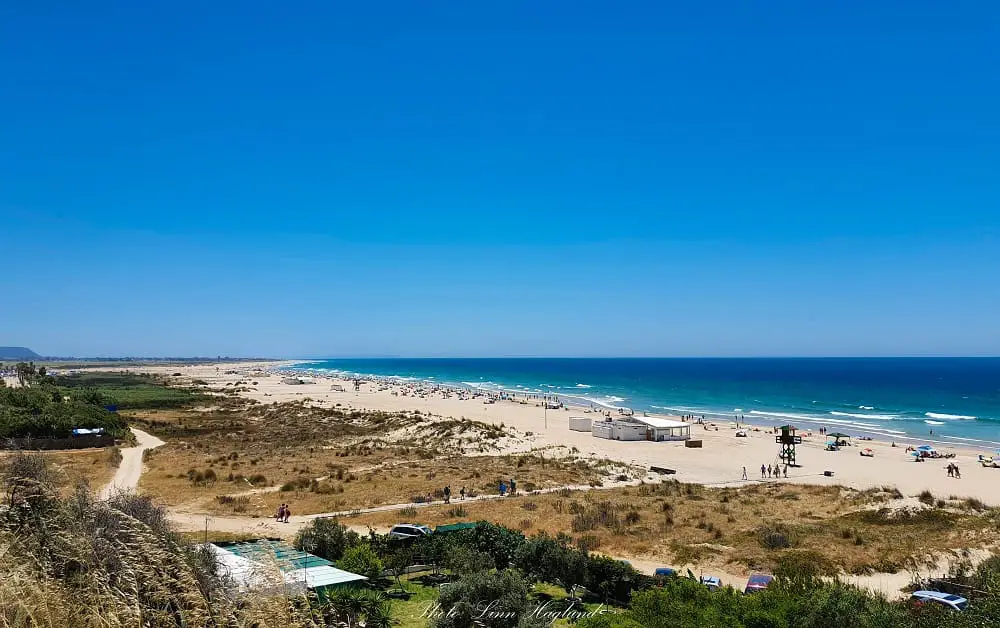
[470, 521, 525, 569]
[385, 544, 414, 592]
[514, 533, 587, 597]
[293, 517, 360, 562]
[337, 544, 384, 581]
[445, 544, 495, 576]
[433, 569, 546, 628]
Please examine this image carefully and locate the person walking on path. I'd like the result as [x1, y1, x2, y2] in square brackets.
[499, 481, 507, 496]
[509, 478, 517, 496]
[742, 466, 748, 480]
[444, 485, 451, 504]
[783, 465, 788, 478]
[460, 486, 466, 500]
[760, 464, 766, 479]
[283, 505, 291, 523]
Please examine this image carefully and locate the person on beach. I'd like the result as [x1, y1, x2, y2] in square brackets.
[947, 464, 954, 478]
[783, 465, 788, 478]
[283, 505, 291, 523]
[767, 464, 773, 478]
[460, 486, 466, 500]
[276, 504, 285, 521]
[760, 464, 766, 479]
[742, 466, 748, 480]
[955, 465, 961, 479]
[444, 485, 451, 504]
[510, 478, 517, 496]
[499, 481, 507, 496]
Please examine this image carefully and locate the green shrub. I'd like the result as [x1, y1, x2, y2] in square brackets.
[337, 544, 383, 581]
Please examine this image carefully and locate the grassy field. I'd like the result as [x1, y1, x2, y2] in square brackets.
[54, 371, 206, 409]
[348, 480, 1000, 576]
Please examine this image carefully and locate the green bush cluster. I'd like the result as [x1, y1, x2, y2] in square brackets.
[0, 384, 127, 439]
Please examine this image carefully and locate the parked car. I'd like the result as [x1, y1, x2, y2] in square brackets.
[910, 590, 969, 611]
[700, 576, 722, 591]
[744, 573, 774, 594]
[388, 524, 432, 540]
[653, 567, 676, 578]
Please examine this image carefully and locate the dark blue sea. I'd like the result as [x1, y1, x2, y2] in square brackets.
[289, 358, 1000, 449]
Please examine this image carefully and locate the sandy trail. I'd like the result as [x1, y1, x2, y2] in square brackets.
[170, 479, 641, 538]
[100, 428, 165, 499]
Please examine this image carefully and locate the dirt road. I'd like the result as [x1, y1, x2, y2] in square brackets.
[100, 428, 165, 499]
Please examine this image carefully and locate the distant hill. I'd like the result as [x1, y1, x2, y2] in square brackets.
[0, 346, 41, 360]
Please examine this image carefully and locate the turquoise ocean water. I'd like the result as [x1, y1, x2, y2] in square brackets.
[288, 358, 1000, 450]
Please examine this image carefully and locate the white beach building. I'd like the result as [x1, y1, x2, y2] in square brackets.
[591, 421, 614, 439]
[611, 420, 647, 441]
[634, 417, 691, 441]
[569, 416, 592, 432]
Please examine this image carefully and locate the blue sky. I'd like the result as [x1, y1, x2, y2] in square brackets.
[2, 1, 998, 357]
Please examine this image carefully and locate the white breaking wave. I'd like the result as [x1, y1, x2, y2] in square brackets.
[924, 420, 945, 425]
[733, 408, 743, 412]
[748, 410, 817, 422]
[574, 384, 592, 389]
[925, 412, 976, 420]
[829, 411, 900, 421]
[859, 406, 874, 410]
[565, 394, 627, 410]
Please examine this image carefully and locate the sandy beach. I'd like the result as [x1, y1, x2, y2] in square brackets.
[127, 361, 1000, 507]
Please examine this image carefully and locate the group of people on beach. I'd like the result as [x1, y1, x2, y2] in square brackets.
[742, 464, 788, 480]
[274, 503, 291, 522]
[946, 463, 962, 479]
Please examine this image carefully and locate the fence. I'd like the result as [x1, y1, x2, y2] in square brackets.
[2, 434, 116, 450]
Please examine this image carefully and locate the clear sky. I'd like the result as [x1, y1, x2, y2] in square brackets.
[2, 1, 998, 357]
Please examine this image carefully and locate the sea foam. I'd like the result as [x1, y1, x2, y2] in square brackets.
[925, 412, 976, 420]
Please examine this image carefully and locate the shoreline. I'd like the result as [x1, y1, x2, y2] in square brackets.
[125, 361, 1000, 506]
[282, 362, 999, 451]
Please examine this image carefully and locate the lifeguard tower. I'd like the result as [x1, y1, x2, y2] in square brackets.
[776, 424, 802, 466]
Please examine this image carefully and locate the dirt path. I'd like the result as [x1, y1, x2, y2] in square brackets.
[169, 479, 642, 538]
[100, 428, 165, 499]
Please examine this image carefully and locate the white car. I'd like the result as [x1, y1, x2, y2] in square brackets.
[700, 576, 722, 591]
[388, 524, 432, 540]
[910, 590, 969, 611]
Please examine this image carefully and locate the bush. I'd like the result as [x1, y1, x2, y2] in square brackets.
[432, 569, 540, 628]
[337, 544, 383, 581]
[294, 518, 361, 561]
[917, 490, 935, 506]
[757, 523, 799, 550]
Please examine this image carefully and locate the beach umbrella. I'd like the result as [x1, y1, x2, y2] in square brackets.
[910, 451, 921, 457]
[917, 445, 936, 451]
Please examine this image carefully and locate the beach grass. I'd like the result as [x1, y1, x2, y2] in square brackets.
[133, 399, 622, 516]
[346, 480, 1000, 577]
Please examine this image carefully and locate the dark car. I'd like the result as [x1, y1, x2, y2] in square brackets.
[744, 573, 774, 594]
